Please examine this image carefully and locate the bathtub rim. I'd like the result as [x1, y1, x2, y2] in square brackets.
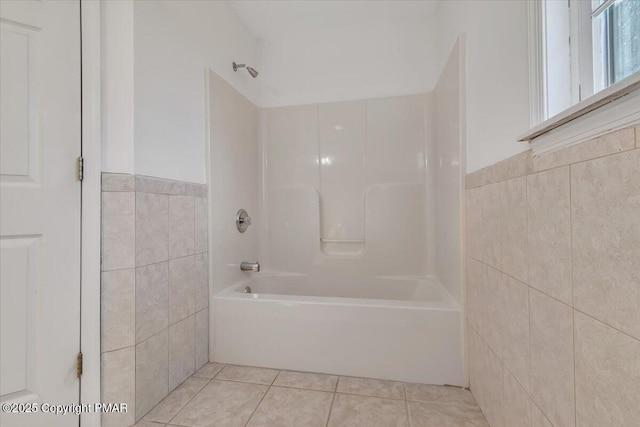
[214, 271, 461, 311]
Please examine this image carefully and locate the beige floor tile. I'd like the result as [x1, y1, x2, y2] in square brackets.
[407, 401, 489, 427]
[328, 393, 408, 427]
[405, 383, 476, 406]
[193, 362, 224, 378]
[144, 377, 209, 423]
[273, 370, 338, 392]
[247, 386, 333, 427]
[337, 376, 404, 399]
[171, 380, 268, 427]
[215, 365, 279, 385]
[133, 421, 166, 427]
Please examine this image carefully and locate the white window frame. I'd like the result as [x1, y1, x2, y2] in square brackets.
[522, 0, 640, 155]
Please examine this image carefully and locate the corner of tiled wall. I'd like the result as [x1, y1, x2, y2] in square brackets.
[465, 126, 640, 427]
[101, 173, 209, 426]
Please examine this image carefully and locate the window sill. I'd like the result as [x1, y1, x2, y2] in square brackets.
[519, 72, 640, 156]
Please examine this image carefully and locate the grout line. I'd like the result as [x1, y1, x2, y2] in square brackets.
[243, 383, 272, 427]
[325, 390, 336, 427]
[405, 396, 412, 427]
[570, 161, 578, 427]
[159, 374, 214, 425]
[465, 145, 638, 191]
[470, 254, 640, 344]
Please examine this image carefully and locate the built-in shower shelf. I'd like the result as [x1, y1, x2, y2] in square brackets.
[320, 238, 365, 257]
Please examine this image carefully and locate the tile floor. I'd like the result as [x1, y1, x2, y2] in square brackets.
[133, 363, 488, 427]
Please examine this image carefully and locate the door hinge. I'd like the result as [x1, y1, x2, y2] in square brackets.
[76, 352, 83, 378]
[76, 156, 84, 181]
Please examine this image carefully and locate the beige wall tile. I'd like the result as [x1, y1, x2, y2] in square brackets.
[466, 258, 484, 334]
[466, 188, 483, 260]
[530, 290, 574, 427]
[195, 253, 209, 312]
[101, 347, 136, 427]
[195, 308, 209, 370]
[102, 172, 135, 192]
[169, 315, 196, 391]
[527, 167, 572, 304]
[636, 125, 639, 148]
[102, 192, 135, 271]
[466, 150, 532, 189]
[531, 403, 552, 427]
[501, 277, 529, 392]
[482, 344, 503, 427]
[102, 269, 135, 352]
[185, 182, 207, 198]
[194, 197, 208, 254]
[136, 330, 169, 420]
[168, 255, 196, 324]
[136, 192, 169, 267]
[499, 177, 527, 282]
[136, 175, 186, 195]
[468, 327, 486, 412]
[480, 183, 501, 268]
[572, 149, 640, 339]
[136, 262, 169, 344]
[490, 150, 533, 186]
[533, 127, 635, 172]
[574, 312, 640, 427]
[481, 267, 504, 359]
[169, 195, 195, 259]
[503, 367, 531, 427]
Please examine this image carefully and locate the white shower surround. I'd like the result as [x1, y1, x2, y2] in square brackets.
[208, 39, 465, 386]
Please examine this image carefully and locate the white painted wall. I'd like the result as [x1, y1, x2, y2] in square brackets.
[101, 0, 134, 174]
[258, 22, 438, 107]
[133, 0, 260, 183]
[435, 0, 530, 173]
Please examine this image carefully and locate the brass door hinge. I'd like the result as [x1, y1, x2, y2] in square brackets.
[76, 156, 84, 181]
[76, 352, 83, 378]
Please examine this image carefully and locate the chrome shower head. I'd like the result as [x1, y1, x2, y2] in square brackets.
[233, 62, 259, 78]
[247, 67, 259, 78]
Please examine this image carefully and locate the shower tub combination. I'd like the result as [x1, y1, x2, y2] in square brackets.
[213, 272, 464, 386]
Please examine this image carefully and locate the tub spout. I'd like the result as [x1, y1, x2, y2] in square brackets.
[240, 262, 260, 272]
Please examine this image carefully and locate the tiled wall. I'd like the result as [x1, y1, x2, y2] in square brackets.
[101, 173, 209, 426]
[465, 126, 640, 427]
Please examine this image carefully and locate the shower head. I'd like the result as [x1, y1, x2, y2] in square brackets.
[232, 62, 259, 78]
[247, 66, 259, 78]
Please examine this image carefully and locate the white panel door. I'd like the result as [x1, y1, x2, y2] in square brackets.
[0, 1, 81, 426]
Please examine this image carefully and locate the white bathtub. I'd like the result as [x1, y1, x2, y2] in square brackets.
[213, 273, 465, 386]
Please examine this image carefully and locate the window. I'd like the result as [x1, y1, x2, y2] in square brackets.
[592, 0, 640, 90]
[523, 0, 640, 153]
[542, 0, 640, 120]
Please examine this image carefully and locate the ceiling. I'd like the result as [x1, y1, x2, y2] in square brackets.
[228, 0, 440, 39]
